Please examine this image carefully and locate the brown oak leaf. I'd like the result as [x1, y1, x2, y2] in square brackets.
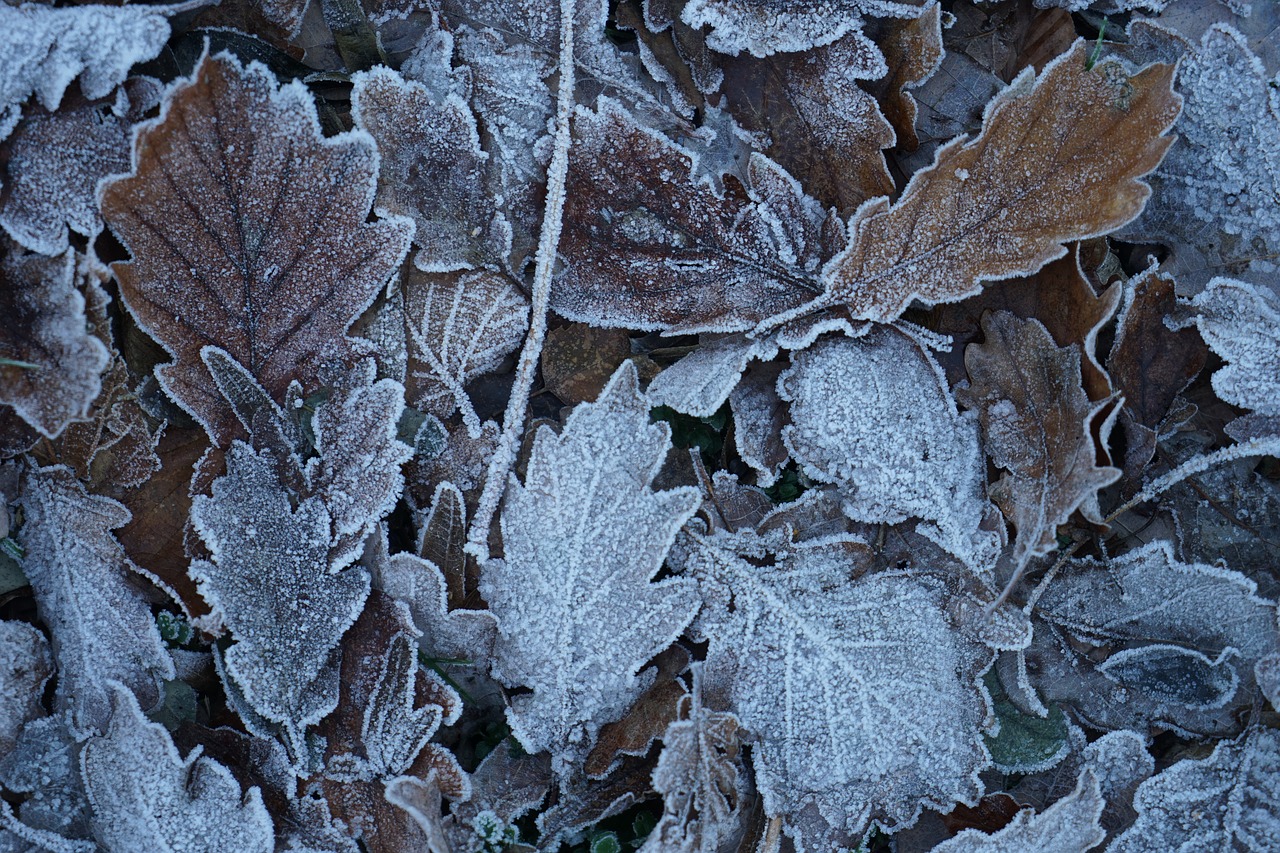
[787, 42, 1180, 328]
[100, 51, 412, 444]
[868, 0, 943, 153]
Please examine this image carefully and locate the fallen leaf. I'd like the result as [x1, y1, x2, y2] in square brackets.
[100, 51, 412, 444]
[681, 0, 924, 58]
[0, 620, 52, 755]
[541, 323, 633, 407]
[870, 0, 943, 152]
[930, 769, 1104, 852]
[585, 645, 690, 780]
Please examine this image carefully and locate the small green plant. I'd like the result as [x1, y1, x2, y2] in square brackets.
[473, 810, 520, 852]
[156, 611, 194, 647]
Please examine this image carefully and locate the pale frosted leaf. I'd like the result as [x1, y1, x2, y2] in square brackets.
[360, 634, 446, 779]
[1118, 25, 1280, 288]
[0, 247, 109, 438]
[371, 546, 497, 665]
[481, 362, 702, 767]
[646, 334, 778, 417]
[0, 3, 176, 138]
[554, 98, 829, 334]
[304, 361, 413, 567]
[404, 269, 529, 434]
[18, 467, 173, 734]
[929, 770, 1104, 852]
[201, 346, 303, 459]
[681, 0, 921, 57]
[81, 685, 273, 853]
[0, 715, 90, 843]
[100, 52, 412, 444]
[1181, 278, 1280, 419]
[351, 66, 506, 272]
[728, 362, 789, 487]
[799, 43, 1179, 326]
[779, 327, 998, 572]
[678, 532, 992, 850]
[0, 621, 52, 754]
[1111, 727, 1280, 852]
[190, 443, 370, 741]
[956, 312, 1120, 575]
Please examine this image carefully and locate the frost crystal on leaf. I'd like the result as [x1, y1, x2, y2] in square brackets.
[646, 334, 779, 418]
[681, 0, 920, 58]
[1110, 727, 1280, 852]
[929, 769, 1105, 852]
[100, 51, 412, 444]
[1180, 277, 1280, 424]
[0, 620, 52, 754]
[481, 362, 702, 768]
[779, 328, 999, 572]
[677, 532, 992, 851]
[190, 443, 370, 748]
[18, 466, 174, 734]
[81, 684, 274, 853]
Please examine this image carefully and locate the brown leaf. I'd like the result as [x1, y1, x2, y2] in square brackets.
[553, 97, 829, 333]
[585, 645, 690, 779]
[1108, 267, 1207, 484]
[100, 52, 412, 445]
[416, 481, 472, 611]
[800, 42, 1180, 327]
[0, 245, 109, 438]
[869, 0, 943, 153]
[540, 322, 633, 406]
[944, 0, 1074, 83]
[728, 361, 789, 487]
[957, 311, 1121, 579]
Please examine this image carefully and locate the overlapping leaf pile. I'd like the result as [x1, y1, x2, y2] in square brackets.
[2, 1, 1279, 851]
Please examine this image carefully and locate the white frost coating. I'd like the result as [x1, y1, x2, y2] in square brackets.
[372, 549, 498, 664]
[778, 327, 998, 573]
[682, 0, 916, 58]
[929, 771, 1105, 852]
[18, 467, 174, 736]
[646, 334, 779, 417]
[679, 532, 992, 851]
[0, 3, 179, 139]
[191, 443, 370, 747]
[1181, 277, 1280, 416]
[1111, 727, 1280, 852]
[480, 362, 702, 770]
[0, 621, 52, 754]
[1080, 730, 1154, 800]
[81, 684, 274, 853]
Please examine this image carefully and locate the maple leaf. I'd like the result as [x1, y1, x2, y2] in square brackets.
[480, 362, 702, 768]
[0, 246, 110, 438]
[956, 311, 1120, 590]
[553, 97, 830, 333]
[676, 530, 993, 850]
[681, 0, 923, 57]
[781, 41, 1180, 328]
[778, 327, 1000, 573]
[929, 769, 1105, 852]
[189, 442, 370, 752]
[81, 684, 275, 853]
[1110, 726, 1280, 851]
[100, 51, 412, 444]
[17, 466, 174, 735]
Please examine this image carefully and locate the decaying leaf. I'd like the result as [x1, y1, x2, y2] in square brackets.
[794, 41, 1179, 326]
[584, 645, 690, 780]
[554, 97, 829, 333]
[81, 684, 274, 853]
[677, 530, 993, 851]
[779, 327, 1000, 573]
[930, 769, 1105, 852]
[1110, 726, 1280, 851]
[18, 466, 174, 735]
[100, 51, 412, 444]
[481, 362, 702, 768]
[0, 247, 109, 438]
[541, 323, 634, 407]
[957, 311, 1120, 583]
[190, 443, 370, 751]
[681, 0, 923, 58]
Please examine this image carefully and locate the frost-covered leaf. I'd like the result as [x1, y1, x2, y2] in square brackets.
[100, 51, 412, 444]
[778, 327, 999, 573]
[1110, 727, 1280, 852]
[585, 646, 690, 780]
[403, 269, 529, 436]
[929, 769, 1104, 852]
[1031, 541, 1279, 735]
[676, 531, 993, 850]
[1118, 24, 1280, 288]
[351, 66, 507, 272]
[983, 670, 1071, 774]
[728, 362, 789, 488]
[415, 481, 472, 610]
[18, 467, 174, 734]
[481, 362, 702, 768]
[681, 0, 922, 57]
[872, 1, 944, 153]
[0, 3, 177, 139]
[0, 247, 109, 438]
[554, 97, 830, 334]
[190, 443, 370, 748]
[81, 684, 274, 853]
[0, 714, 92, 844]
[0, 621, 52, 755]
[803, 42, 1179, 326]
[646, 334, 778, 418]
[957, 311, 1120, 578]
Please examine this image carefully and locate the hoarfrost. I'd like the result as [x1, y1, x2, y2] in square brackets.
[0, 621, 52, 755]
[929, 769, 1105, 852]
[1179, 278, 1280, 427]
[681, 0, 919, 58]
[646, 333, 779, 417]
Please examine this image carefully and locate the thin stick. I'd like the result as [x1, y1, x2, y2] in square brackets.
[465, 0, 577, 561]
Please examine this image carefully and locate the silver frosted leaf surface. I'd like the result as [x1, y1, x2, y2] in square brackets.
[929, 769, 1104, 852]
[646, 334, 779, 418]
[0, 620, 52, 754]
[1182, 277, 1280, 417]
[480, 362, 702, 767]
[681, 0, 919, 58]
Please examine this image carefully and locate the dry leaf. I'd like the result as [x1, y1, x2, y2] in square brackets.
[0, 621, 52, 755]
[585, 645, 691, 780]
[681, 0, 923, 58]
[541, 323, 633, 407]
[870, 0, 943, 152]
[930, 769, 1104, 852]
[100, 51, 412, 444]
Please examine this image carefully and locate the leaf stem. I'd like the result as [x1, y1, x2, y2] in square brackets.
[466, 0, 577, 561]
